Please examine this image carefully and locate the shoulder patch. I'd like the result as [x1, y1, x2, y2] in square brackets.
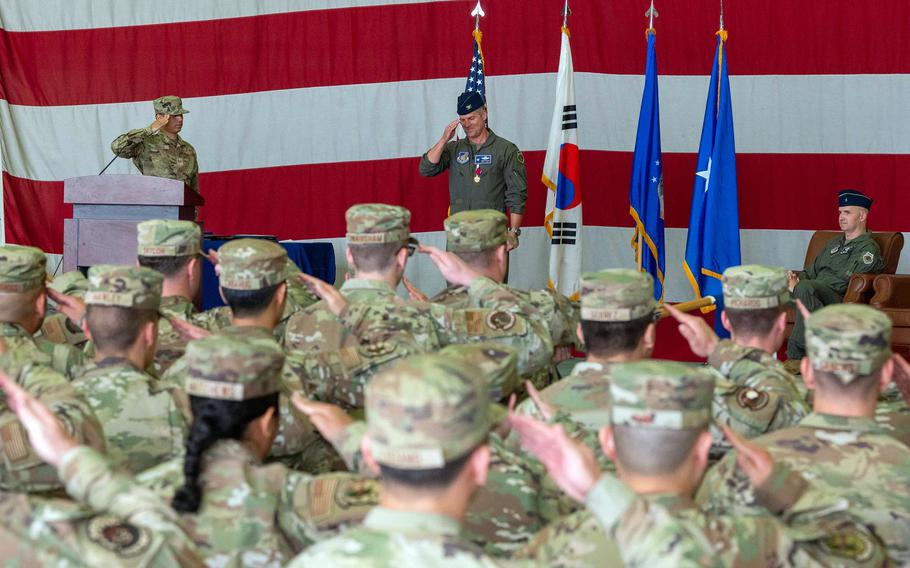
[485, 310, 517, 332]
[305, 475, 378, 530]
[862, 251, 874, 265]
[819, 527, 877, 562]
[736, 387, 770, 411]
[85, 514, 152, 558]
[516, 151, 525, 165]
[456, 151, 470, 164]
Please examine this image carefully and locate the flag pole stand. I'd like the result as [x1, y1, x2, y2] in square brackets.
[637, 232, 644, 271]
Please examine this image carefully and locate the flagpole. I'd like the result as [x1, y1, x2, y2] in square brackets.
[638, 0, 657, 273]
[562, 0, 570, 28]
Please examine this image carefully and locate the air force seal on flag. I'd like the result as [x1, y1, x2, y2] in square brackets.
[456, 151, 470, 165]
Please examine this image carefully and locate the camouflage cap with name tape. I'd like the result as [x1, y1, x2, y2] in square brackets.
[610, 360, 715, 430]
[136, 220, 201, 257]
[444, 209, 508, 253]
[218, 238, 288, 290]
[346, 203, 418, 246]
[366, 353, 492, 470]
[48, 270, 88, 298]
[806, 304, 892, 384]
[153, 95, 189, 116]
[0, 244, 46, 293]
[722, 265, 791, 310]
[184, 332, 285, 401]
[85, 265, 162, 310]
[580, 269, 656, 322]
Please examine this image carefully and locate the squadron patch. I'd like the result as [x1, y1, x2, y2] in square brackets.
[86, 515, 151, 557]
[485, 310, 517, 332]
[736, 387, 770, 411]
[819, 527, 876, 562]
[862, 251, 874, 265]
[456, 151, 470, 165]
[358, 341, 397, 358]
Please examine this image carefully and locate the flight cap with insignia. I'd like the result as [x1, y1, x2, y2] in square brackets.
[366, 353, 492, 469]
[580, 269, 657, 322]
[438, 342, 518, 402]
[457, 91, 486, 116]
[0, 245, 46, 293]
[48, 270, 88, 298]
[345, 204, 418, 247]
[722, 264, 791, 310]
[610, 360, 715, 430]
[444, 209, 507, 253]
[806, 304, 891, 384]
[153, 95, 189, 115]
[184, 332, 285, 401]
[838, 189, 872, 210]
[218, 238, 287, 290]
[137, 220, 201, 258]
[85, 265, 163, 311]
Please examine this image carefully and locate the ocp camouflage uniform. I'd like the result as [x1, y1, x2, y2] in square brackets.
[73, 265, 190, 475]
[284, 204, 552, 410]
[0, 245, 104, 493]
[111, 96, 199, 193]
[136, 219, 212, 374]
[698, 304, 910, 563]
[430, 209, 578, 389]
[139, 333, 378, 567]
[160, 239, 326, 470]
[0, 445, 204, 566]
[522, 360, 887, 567]
[708, 265, 810, 457]
[37, 269, 90, 358]
[289, 352, 525, 567]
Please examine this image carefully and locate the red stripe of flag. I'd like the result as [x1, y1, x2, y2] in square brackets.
[10, 152, 908, 253]
[1, 0, 908, 107]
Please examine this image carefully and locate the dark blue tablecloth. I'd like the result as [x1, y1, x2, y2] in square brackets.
[202, 239, 336, 310]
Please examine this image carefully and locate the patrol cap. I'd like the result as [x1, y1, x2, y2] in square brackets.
[85, 265, 162, 311]
[838, 189, 872, 210]
[153, 95, 189, 116]
[457, 91, 486, 116]
[806, 304, 892, 384]
[184, 333, 284, 401]
[345, 204, 418, 247]
[136, 220, 201, 257]
[218, 238, 288, 291]
[366, 353, 492, 469]
[580, 269, 657, 322]
[48, 270, 88, 298]
[0, 245, 46, 293]
[722, 265, 791, 310]
[444, 210, 507, 253]
[610, 360, 715, 430]
[438, 343, 519, 401]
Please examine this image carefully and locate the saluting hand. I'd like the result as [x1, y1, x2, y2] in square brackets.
[46, 289, 87, 330]
[665, 303, 718, 358]
[0, 370, 77, 467]
[297, 273, 348, 316]
[418, 244, 481, 287]
[722, 424, 773, 488]
[150, 114, 170, 133]
[291, 393, 353, 445]
[401, 276, 428, 303]
[441, 120, 459, 143]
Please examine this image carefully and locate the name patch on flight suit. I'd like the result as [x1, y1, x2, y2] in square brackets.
[475, 155, 493, 165]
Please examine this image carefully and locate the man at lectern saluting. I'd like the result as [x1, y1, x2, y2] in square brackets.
[111, 95, 199, 193]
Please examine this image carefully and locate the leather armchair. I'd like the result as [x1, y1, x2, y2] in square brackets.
[870, 274, 910, 357]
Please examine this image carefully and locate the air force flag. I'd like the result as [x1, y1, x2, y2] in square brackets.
[543, 25, 582, 300]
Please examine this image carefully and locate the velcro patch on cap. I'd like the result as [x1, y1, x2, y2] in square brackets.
[371, 445, 446, 469]
[85, 291, 134, 307]
[138, 243, 200, 257]
[186, 378, 245, 401]
[725, 293, 788, 309]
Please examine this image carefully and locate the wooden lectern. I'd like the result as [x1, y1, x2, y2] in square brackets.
[63, 175, 204, 271]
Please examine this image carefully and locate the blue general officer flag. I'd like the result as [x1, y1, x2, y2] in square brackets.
[683, 30, 741, 336]
[629, 30, 665, 302]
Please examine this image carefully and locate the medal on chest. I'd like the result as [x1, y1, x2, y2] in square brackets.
[474, 166, 482, 183]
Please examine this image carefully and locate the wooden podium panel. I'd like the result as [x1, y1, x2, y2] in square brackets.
[62, 175, 204, 271]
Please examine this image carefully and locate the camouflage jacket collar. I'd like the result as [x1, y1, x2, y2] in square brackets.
[571, 360, 609, 375]
[643, 492, 699, 513]
[204, 438, 261, 467]
[799, 412, 883, 433]
[363, 507, 461, 537]
[160, 295, 196, 319]
[220, 324, 274, 341]
[340, 278, 397, 296]
[0, 321, 33, 340]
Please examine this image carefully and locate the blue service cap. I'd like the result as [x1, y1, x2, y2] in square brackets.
[457, 91, 486, 116]
[838, 189, 873, 210]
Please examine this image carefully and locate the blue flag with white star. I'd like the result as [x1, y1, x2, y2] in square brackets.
[683, 31, 741, 336]
[629, 31, 665, 302]
[465, 29, 485, 97]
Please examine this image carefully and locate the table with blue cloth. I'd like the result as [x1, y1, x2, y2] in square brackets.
[202, 239, 336, 310]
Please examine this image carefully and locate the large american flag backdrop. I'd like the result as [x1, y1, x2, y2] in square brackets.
[1, 0, 907, 301]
